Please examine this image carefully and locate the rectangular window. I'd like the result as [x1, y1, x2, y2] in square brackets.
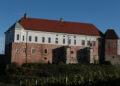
[44, 49, 47, 54]
[63, 39, 65, 44]
[69, 39, 71, 44]
[31, 48, 35, 54]
[23, 36, 24, 41]
[29, 36, 32, 42]
[82, 40, 85, 45]
[55, 38, 58, 44]
[74, 40, 76, 45]
[48, 37, 51, 43]
[23, 48, 26, 53]
[35, 36, 38, 42]
[16, 49, 18, 54]
[42, 37, 45, 43]
[93, 41, 96, 46]
[87, 41, 90, 46]
[17, 34, 19, 40]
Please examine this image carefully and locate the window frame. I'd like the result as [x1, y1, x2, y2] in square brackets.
[63, 39, 65, 44]
[69, 39, 71, 44]
[87, 41, 90, 46]
[44, 49, 47, 54]
[29, 36, 32, 42]
[55, 38, 58, 44]
[93, 41, 96, 46]
[48, 37, 51, 43]
[23, 35, 24, 41]
[16, 49, 18, 54]
[17, 34, 19, 40]
[82, 40, 85, 45]
[31, 48, 35, 54]
[42, 37, 45, 43]
[74, 40, 76, 45]
[35, 36, 38, 42]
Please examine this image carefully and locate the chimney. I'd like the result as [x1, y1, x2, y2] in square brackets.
[24, 13, 28, 19]
[60, 18, 64, 22]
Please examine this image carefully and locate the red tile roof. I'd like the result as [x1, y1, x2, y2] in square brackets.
[19, 17, 102, 36]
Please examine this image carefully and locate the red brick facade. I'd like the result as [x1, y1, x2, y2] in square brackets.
[105, 39, 119, 56]
[104, 29, 119, 56]
[5, 39, 99, 65]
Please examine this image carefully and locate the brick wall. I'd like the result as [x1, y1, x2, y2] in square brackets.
[5, 41, 99, 65]
[105, 39, 119, 56]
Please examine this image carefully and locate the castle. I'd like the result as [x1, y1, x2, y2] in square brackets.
[3, 14, 120, 65]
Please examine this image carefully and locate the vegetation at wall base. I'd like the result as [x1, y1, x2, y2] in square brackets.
[0, 63, 120, 86]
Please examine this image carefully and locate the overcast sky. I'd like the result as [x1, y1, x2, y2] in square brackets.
[0, 0, 120, 53]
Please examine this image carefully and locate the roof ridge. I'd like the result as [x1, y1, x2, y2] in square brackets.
[22, 17, 93, 25]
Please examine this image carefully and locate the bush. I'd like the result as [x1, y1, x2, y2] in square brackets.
[0, 63, 120, 85]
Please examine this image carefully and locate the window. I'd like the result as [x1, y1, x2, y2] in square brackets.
[69, 39, 71, 44]
[42, 37, 45, 43]
[74, 40, 76, 45]
[23, 36, 24, 41]
[44, 49, 47, 54]
[23, 48, 26, 53]
[87, 41, 90, 46]
[31, 48, 35, 54]
[16, 49, 18, 54]
[35, 36, 38, 42]
[44, 57, 48, 60]
[93, 41, 96, 46]
[17, 34, 19, 40]
[63, 39, 65, 44]
[48, 37, 51, 43]
[82, 40, 85, 45]
[55, 38, 58, 44]
[74, 36, 76, 38]
[29, 36, 32, 42]
[71, 51, 74, 54]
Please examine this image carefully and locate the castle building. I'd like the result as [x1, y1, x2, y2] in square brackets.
[4, 14, 119, 65]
